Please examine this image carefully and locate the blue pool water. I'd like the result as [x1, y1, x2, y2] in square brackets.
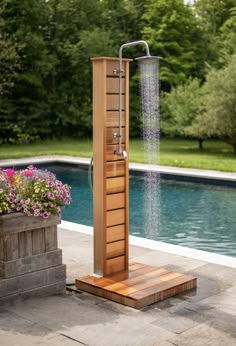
[47, 165, 236, 257]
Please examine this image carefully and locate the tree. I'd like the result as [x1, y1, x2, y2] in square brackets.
[199, 54, 236, 153]
[142, 0, 205, 90]
[161, 78, 206, 149]
[217, 6, 236, 63]
[0, 3, 22, 95]
[193, 0, 236, 69]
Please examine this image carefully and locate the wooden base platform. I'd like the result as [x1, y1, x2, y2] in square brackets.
[75, 262, 197, 309]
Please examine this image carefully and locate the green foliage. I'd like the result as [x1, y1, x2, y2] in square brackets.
[142, 0, 205, 90]
[161, 79, 205, 140]
[201, 54, 236, 152]
[0, 0, 236, 145]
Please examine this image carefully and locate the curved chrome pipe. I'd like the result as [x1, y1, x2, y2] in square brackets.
[115, 40, 161, 159]
[115, 41, 151, 159]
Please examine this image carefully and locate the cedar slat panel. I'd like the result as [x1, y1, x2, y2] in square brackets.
[106, 209, 125, 227]
[105, 269, 170, 292]
[75, 262, 197, 309]
[118, 272, 183, 296]
[131, 276, 197, 300]
[106, 224, 125, 243]
[106, 240, 125, 259]
[106, 111, 125, 127]
[106, 77, 125, 94]
[106, 162, 125, 178]
[106, 193, 125, 210]
[106, 127, 125, 145]
[107, 94, 125, 111]
[106, 255, 125, 275]
[106, 60, 126, 76]
[135, 280, 197, 309]
[106, 145, 125, 161]
[106, 177, 125, 194]
[92, 58, 106, 275]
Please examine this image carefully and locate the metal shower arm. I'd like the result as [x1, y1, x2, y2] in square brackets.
[116, 40, 151, 159]
[119, 40, 150, 70]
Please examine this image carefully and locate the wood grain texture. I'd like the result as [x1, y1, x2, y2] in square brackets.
[106, 77, 125, 94]
[0, 213, 61, 235]
[106, 177, 125, 194]
[106, 94, 125, 111]
[106, 127, 125, 145]
[106, 145, 125, 161]
[92, 57, 131, 276]
[106, 209, 125, 227]
[76, 262, 197, 309]
[106, 193, 125, 210]
[106, 111, 125, 127]
[92, 58, 106, 275]
[106, 224, 126, 243]
[106, 240, 125, 259]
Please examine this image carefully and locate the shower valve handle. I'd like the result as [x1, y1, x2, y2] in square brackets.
[122, 150, 128, 161]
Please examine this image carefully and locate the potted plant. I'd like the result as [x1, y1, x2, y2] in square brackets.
[0, 165, 72, 302]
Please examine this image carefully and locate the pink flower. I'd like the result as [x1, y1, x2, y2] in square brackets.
[27, 165, 37, 171]
[47, 181, 54, 187]
[43, 211, 49, 218]
[22, 170, 34, 177]
[11, 185, 16, 190]
[4, 169, 15, 182]
[48, 192, 54, 199]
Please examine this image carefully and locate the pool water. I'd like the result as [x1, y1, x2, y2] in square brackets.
[49, 165, 236, 258]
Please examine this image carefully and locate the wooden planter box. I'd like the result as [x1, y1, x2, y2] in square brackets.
[0, 213, 66, 302]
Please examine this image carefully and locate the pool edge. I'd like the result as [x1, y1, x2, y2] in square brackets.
[59, 220, 236, 270]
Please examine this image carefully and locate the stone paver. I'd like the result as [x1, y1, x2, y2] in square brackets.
[0, 228, 236, 346]
[168, 320, 236, 346]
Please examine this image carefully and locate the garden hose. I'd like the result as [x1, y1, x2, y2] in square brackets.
[88, 156, 93, 192]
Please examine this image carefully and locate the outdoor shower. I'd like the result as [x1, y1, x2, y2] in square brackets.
[114, 40, 160, 160]
[75, 41, 196, 309]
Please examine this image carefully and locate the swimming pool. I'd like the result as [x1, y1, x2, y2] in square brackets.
[41, 163, 236, 258]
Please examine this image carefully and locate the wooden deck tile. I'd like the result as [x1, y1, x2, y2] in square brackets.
[75, 262, 197, 309]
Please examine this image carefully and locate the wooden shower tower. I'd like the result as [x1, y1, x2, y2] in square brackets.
[76, 57, 196, 308]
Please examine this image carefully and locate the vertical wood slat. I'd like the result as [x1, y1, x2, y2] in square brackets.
[45, 226, 58, 251]
[91, 58, 107, 276]
[91, 57, 131, 276]
[19, 231, 33, 258]
[0, 235, 4, 261]
[32, 228, 45, 255]
[5, 234, 19, 260]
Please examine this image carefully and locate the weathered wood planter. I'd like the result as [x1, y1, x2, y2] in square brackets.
[0, 213, 66, 303]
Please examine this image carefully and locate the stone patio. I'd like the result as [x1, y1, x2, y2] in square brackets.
[0, 227, 236, 346]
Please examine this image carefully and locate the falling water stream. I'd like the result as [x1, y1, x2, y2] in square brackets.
[138, 58, 160, 239]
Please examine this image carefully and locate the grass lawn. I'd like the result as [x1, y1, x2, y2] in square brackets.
[0, 137, 235, 172]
